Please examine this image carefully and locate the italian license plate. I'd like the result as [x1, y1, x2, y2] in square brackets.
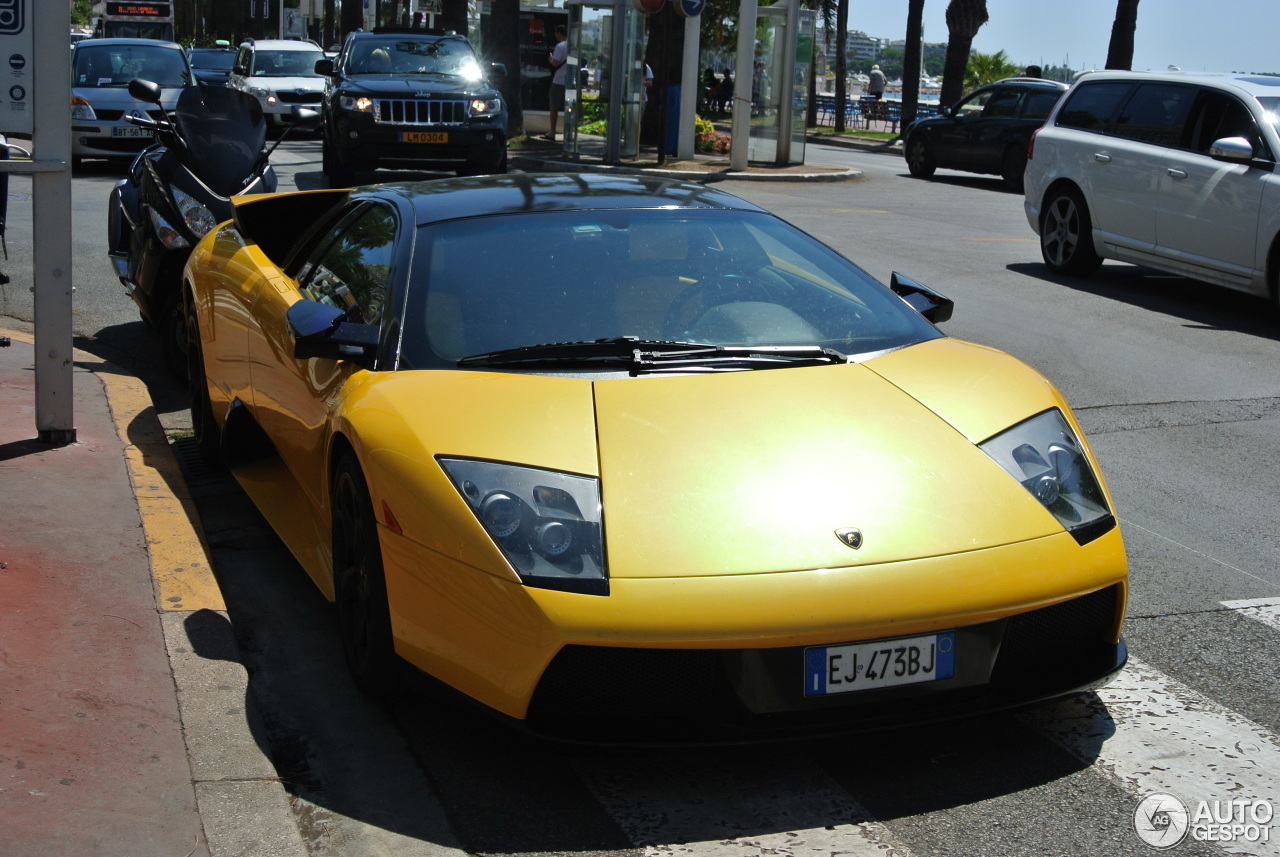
[804, 631, 955, 696]
[400, 131, 448, 143]
[112, 126, 152, 138]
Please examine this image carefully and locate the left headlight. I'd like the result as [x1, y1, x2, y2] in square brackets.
[469, 96, 501, 118]
[170, 185, 219, 238]
[438, 458, 607, 595]
[980, 409, 1113, 542]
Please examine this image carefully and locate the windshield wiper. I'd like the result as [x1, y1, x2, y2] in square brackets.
[457, 337, 846, 373]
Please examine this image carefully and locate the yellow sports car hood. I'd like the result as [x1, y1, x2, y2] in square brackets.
[594, 338, 1074, 579]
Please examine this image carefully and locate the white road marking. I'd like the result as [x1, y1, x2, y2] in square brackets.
[1022, 657, 1280, 855]
[1221, 598, 1280, 633]
[574, 753, 910, 857]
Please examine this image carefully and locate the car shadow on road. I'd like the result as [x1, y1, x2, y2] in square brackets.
[1008, 261, 1280, 340]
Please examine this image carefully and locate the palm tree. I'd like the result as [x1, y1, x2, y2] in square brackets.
[939, 0, 987, 107]
[1105, 0, 1140, 70]
[964, 49, 1018, 90]
[899, 0, 926, 128]
[834, 0, 849, 131]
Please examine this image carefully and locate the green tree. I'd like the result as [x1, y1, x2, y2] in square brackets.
[964, 49, 1018, 90]
[72, 0, 92, 28]
[940, 0, 987, 106]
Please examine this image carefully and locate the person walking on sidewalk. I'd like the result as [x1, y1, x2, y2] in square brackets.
[544, 25, 568, 141]
[868, 64, 886, 100]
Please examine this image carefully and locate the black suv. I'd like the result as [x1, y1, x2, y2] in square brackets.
[902, 77, 1068, 191]
[316, 28, 507, 185]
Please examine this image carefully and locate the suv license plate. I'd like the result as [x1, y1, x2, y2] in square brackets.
[804, 632, 955, 696]
[401, 131, 448, 143]
[112, 126, 152, 138]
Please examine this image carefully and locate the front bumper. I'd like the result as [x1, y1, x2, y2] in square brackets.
[331, 113, 506, 170]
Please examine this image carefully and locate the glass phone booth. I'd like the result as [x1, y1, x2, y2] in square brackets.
[747, 3, 814, 166]
[564, 0, 647, 163]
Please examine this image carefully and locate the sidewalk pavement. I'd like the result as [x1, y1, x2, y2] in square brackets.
[0, 330, 308, 857]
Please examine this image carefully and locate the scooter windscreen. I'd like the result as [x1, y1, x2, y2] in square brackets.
[173, 85, 269, 198]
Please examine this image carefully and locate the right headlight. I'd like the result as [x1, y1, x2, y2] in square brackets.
[438, 457, 607, 595]
[980, 409, 1114, 543]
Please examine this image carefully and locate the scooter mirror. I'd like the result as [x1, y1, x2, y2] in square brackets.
[128, 78, 164, 105]
[293, 107, 323, 132]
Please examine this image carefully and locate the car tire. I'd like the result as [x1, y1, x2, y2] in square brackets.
[905, 136, 935, 178]
[185, 297, 224, 469]
[1000, 146, 1027, 192]
[332, 454, 401, 697]
[1039, 186, 1102, 276]
[323, 137, 357, 188]
[159, 295, 189, 384]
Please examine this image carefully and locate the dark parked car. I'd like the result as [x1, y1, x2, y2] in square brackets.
[315, 27, 507, 185]
[903, 77, 1068, 191]
[187, 43, 237, 87]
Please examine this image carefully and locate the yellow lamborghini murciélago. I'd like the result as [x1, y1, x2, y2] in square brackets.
[183, 173, 1128, 742]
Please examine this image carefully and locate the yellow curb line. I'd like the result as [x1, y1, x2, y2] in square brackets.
[3, 328, 225, 612]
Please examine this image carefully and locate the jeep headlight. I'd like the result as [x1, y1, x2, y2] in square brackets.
[980, 409, 1113, 540]
[340, 94, 374, 112]
[469, 96, 501, 118]
[439, 458, 607, 595]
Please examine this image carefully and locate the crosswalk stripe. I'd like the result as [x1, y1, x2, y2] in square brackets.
[574, 753, 912, 857]
[1022, 656, 1280, 855]
[1221, 597, 1280, 633]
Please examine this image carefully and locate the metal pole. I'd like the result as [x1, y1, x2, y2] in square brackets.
[775, 0, 797, 164]
[33, 0, 76, 444]
[729, 0, 754, 170]
[606, 1, 625, 164]
[676, 13, 699, 160]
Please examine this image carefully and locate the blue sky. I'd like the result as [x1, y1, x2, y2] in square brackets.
[849, 0, 1274, 75]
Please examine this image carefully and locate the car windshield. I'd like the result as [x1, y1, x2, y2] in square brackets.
[173, 86, 267, 196]
[253, 49, 325, 77]
[399, 208, 942, 371]
[73, 43, 190, 88]
[346, 38, 481, 79]
[190, 51, 235, 71]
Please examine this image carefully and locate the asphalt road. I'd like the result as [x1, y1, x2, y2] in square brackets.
[3, 136, 1278, 857]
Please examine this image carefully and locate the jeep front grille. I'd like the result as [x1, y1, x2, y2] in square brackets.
[375, 98, 468, 126]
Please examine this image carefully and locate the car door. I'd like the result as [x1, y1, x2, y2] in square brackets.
[964, 86, 1025, 171]
[246, 201, 400, 541]
[1154, 87, 1269, 289]
[933, 87, 996, 169]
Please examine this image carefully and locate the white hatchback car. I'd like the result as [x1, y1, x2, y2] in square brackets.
[229, 38, 327, 127]
[1024, 70, 1280, 310]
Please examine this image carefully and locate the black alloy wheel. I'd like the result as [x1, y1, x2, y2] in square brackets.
[159, 295, 189, 384]
[905, 136, 935, 178]
[1040, 186, 1102, 276]
[185, 297, 224, 468]
[332, 454, 400, 696]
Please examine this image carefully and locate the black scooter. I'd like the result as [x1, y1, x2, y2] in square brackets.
[107, 79, 321, 377]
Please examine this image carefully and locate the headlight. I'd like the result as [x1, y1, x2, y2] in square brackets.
[980, 409, 1113, 541]
[438, 458, 607, 595]
[147, 206, 190, 250]
[170, 185, 219, 238]
[71, 96, 96, 121]
[469, 97, 501, 118]
[339, 94, 374, 112]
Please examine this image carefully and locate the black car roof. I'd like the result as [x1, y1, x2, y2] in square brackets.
[352, 174, 768, 225]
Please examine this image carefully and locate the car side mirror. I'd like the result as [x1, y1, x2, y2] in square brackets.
[315, 58, 334, 76]
[488, 62, 507, 81]
[890, 272, 954, 324]
[1209, 136, 1255, 164]
[232, 64, 247, 75]
[287, 300, 379, 360]
[128, 78, 163, 105]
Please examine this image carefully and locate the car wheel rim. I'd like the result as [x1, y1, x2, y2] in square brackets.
[335, 475, 373, 665]
[1043, 196, 1079, 266]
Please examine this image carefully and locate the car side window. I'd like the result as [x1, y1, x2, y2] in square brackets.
[955, 90, 993, 117]
[982, 88, 1022, 118]
[1185, 89, 1265, 157]
[1056, 82, 1134, 132]
[299, 204, 397, 326]
[1113, 83, 1194, 148]
[1021, 90, 1062, 120]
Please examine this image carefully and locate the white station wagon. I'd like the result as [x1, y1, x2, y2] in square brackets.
[1024, 70, 1280, 311]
